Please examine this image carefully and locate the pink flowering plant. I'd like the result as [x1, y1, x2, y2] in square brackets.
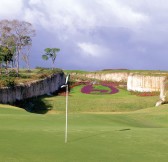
[81, 82, 119, 95]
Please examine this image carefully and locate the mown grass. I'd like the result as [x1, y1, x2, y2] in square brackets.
[92, 84, 111, 91]
[1, 105, 168, 162]
[0, 85, 168, 162]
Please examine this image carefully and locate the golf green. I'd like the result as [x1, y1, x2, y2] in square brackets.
[0, 106, 168, 162]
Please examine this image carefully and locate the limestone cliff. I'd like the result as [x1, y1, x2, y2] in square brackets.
[0, 72, 65, 104]
[156, 77, 168, 106]
[127, 73, 165, 92]
[81, 72, 129, 82]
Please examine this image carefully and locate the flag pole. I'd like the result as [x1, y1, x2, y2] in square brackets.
[61, 74, 70, 143]
[65, 84, 68, 143]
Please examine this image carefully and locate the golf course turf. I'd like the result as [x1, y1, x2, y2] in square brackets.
[0, 84, 168, 162]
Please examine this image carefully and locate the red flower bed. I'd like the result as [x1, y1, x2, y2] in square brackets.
[70, 81, 89, 89]
[81, 83, 119, 95]
[101, 83, 119, 94]
[81, 85, 93, 94]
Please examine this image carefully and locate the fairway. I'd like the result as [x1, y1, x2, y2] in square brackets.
[0, 85, 168, 162]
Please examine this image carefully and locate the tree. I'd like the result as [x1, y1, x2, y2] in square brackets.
[21, 36, 32, 71]
[42, 48, 60, 69]
[0, 19, 35, 75]
[11, 20, 35, 74]
[0, 46, 5, 74]
[0, 46, 14, 74]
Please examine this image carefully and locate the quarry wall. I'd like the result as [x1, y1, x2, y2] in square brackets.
[127, 73, 165, 92]
[82, 72, 129, 82]
[0, 72, 65, 104]
[156, 77, 168, 106]
[80, 72, 165, 92]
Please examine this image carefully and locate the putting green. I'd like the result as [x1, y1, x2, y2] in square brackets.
[0, 105, 168, 162]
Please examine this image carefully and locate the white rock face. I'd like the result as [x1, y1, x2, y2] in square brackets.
[156, 77, 168, 106]
[84, 73, 129, 82]
[0, 73, 65, 104]
[127, 73, 165, 92]
[126, 73, 168, 106]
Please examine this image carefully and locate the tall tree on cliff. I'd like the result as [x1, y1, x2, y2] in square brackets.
[11, 20, 35, 74]
[42, 48, 60, 70]
[0, 20, 16, 73]
[21, 36, 32, 71]
[0, 19, 35, 74]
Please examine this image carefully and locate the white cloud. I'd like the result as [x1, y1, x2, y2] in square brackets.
[24, 8, 49, 29]
[97, 0, 149, 28]
[29, 0, 42, 5]
[26, 0, 96, 32]
[0, 0, 23, 18]
[23, 0, 150, 41]
[78, 42, 109, 57]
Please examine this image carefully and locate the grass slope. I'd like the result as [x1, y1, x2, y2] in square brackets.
[52, 85, 158, 112]
[0, 85, 168, 162]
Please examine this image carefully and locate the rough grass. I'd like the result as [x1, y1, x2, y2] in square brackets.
[65, 69, 168, 76]
[0, 68, 63, 87]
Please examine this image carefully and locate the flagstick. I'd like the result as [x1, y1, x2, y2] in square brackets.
[61, 74, 70, 143]
[65, 84, 68, 143]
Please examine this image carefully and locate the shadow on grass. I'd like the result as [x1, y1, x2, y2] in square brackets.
[68, 128, 131, 143]
[14, 95, 53, 114]
[118, 128, 131, 131]
[68, 131, 113, 143]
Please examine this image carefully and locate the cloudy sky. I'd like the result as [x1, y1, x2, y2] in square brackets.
[0, 0, 168, 71]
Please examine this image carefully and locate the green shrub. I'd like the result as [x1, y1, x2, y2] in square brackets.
[35, 66, 50, 70]
[0, 76, 16, 88]
[8, 70, 18, 77]
[18, 74, 31, 79]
